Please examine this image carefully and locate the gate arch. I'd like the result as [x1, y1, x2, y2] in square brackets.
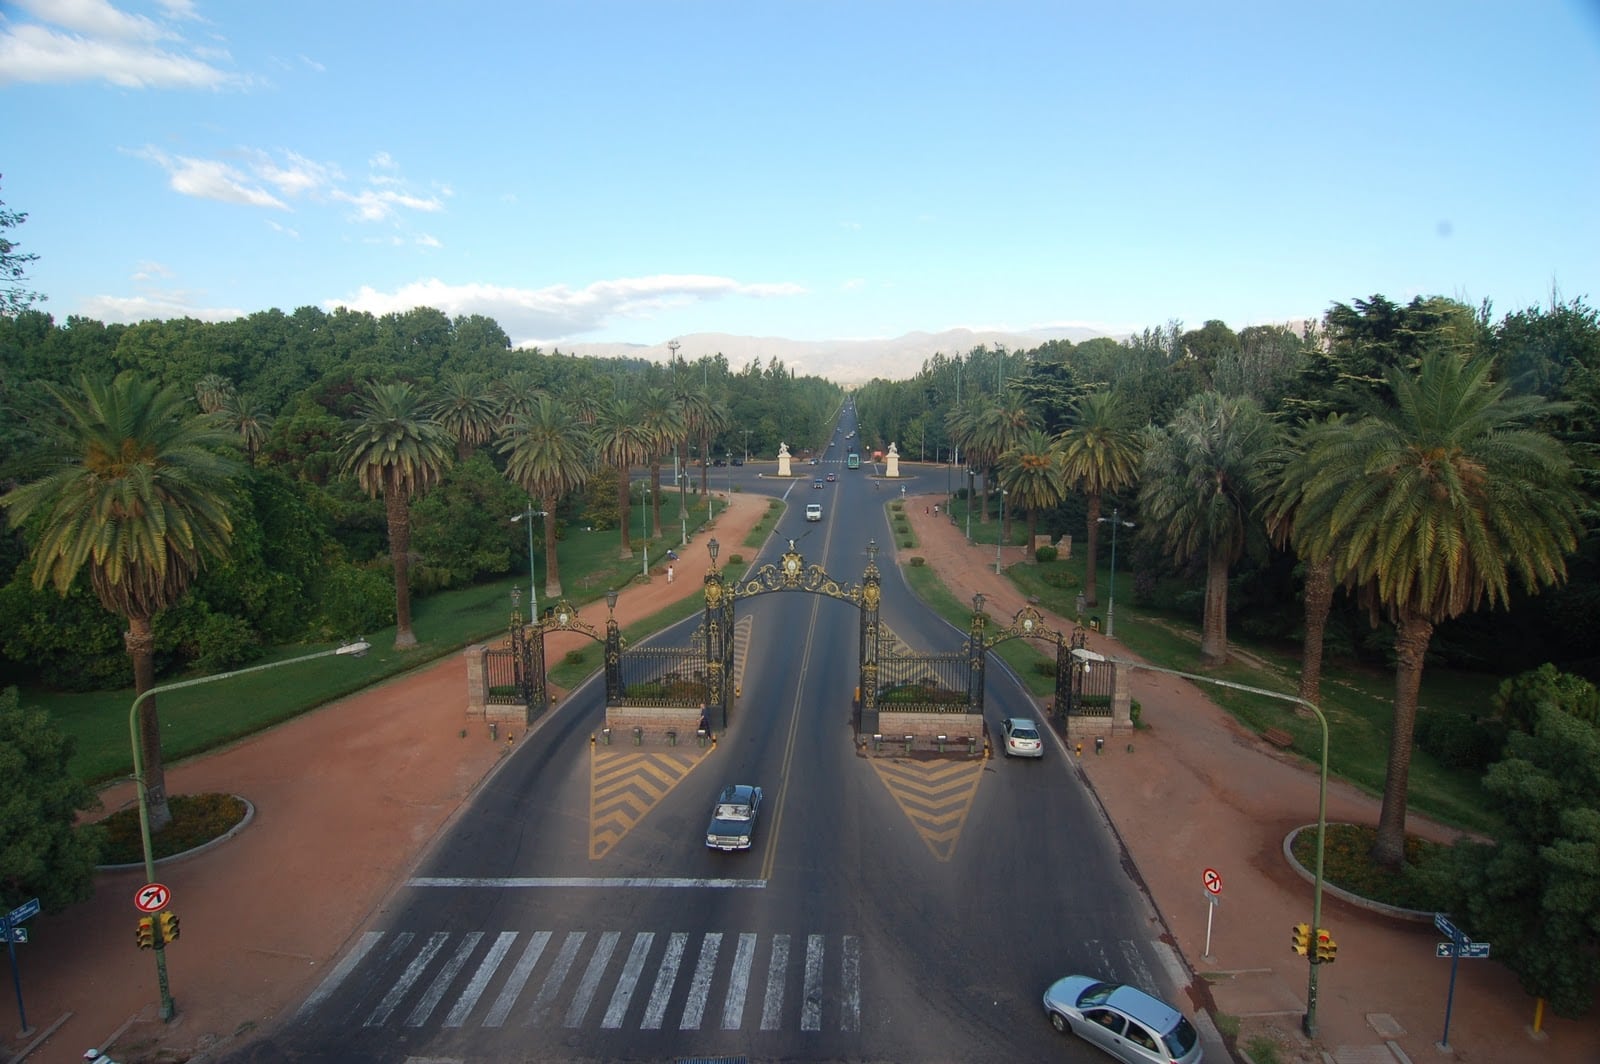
[980, 603, 1126, 738]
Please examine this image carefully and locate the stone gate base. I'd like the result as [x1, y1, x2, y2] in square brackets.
[859, 711, 986, 758]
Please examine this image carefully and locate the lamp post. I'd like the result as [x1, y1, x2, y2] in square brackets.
[743, 429, 751, 464]
[510, 503, 548, 622]
[638, 485, 650, 577]
[1071, 646, 1331, 1037]
[726, 453, 732, 499]
[128, 639, 372, 1022]
[995, 490, 1007, 574]
[1096, 507, 1136, 638]
[965, 469, 975, 544]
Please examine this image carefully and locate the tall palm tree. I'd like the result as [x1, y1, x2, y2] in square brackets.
[499, 395, 595, 601]
[337, 381, 453, 650]
[1138, 391, 1280, 666]
[493, 370, 543, 430]
[218, 391, 274, 465]
[675, 380, 713, 515]
[637, 387, 686, 538]
[593, 396, 654, 558]
[1286, 353, 1582, 868]
[1, 372, 242, 830]
[430, 372, 500, 460]
[998, 428, 1068, 551]
[1057, 391, 1144, 606]
[194, 372, 235, 414]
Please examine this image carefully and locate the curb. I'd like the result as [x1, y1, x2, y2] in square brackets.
[94, 796, 257, 872]
[1282, 825, 1435, 923]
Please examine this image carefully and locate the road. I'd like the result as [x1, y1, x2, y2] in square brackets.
[230, 412, 1180, 1062]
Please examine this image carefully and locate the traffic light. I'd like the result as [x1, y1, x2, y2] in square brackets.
[136, 916, 155, 950]
[1291, 923, 1311, 956]
[158, 910, 180, 944]
[1315, 928, 1337, 963]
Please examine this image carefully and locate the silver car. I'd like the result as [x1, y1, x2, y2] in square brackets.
[1042, 975, 1203, 1064]
[1002, 717, 1044, 758]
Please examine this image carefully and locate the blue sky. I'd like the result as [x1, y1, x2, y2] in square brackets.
[4, 1, 1598, 350]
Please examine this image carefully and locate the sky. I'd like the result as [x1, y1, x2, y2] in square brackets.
[3, 0, 1599, 352]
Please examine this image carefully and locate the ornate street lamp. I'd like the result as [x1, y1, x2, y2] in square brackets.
[1097, 506, 1136, 638]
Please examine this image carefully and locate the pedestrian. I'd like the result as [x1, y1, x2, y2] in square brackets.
[667, 564, 674, 583]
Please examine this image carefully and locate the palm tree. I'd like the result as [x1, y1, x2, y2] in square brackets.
[998, 428, 1068, 550]
[1138, 391, 1280, 666]
[1286, 353, 1582, 868]
[493, 370, 543, 429]
[593, 396, 654, 559]
[1, 372, 241, 830]
[637, 387, 686, 538]
[337, 381, 453, 650]
[1056, 391, 1143, 606]
[499, 395, 596, 600]
[430, 372, 500, 460]
[194, 372, 234, 414]
[218, 391, 274, 465]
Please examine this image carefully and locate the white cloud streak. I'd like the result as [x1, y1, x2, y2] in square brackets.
[0, 1, 242, 88]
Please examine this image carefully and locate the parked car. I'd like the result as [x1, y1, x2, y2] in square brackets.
[1002, 717, 1043, 758]
[1042, 975, 1203, 1064]
[705, 784, 763, 851]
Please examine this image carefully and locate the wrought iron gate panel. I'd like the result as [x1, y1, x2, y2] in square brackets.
[614, 645, 709, 708]
[876, 652, 972, 713]
[483, 646, 520, 704]
[1063, 625, 1112, 717]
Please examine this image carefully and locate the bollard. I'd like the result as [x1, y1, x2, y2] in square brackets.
[590, 732, 596, 746]
[698, 727, 708, 747]
[633, 726, 643, 746]
[1095, 735, 1104, 755]
[667, 730, 677, 746]
[937, 733, 947, 753]
[601, 727, 612, 745]
[904, 734, 914, 754]
[872, 732, 882, 752]
[1075, 741, 1083, 758]
[967, 736, 977, 755]
[489, 721, 498, 741]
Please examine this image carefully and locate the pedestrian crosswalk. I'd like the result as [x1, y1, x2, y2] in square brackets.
[296, 928, 863, 1035]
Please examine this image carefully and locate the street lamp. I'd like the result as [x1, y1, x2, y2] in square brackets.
[965, 469, 975, 544]
[743, 429, 751, 464]
[995, 490, 1008, 574]
[1071, 646, 1331, 1037]
[638, 485, 650, 577]
[1097, 506, 1136, 638]
[510, 503, 549, 622]
[128, 639, 372, 1021]
[725, 453, 732, 500]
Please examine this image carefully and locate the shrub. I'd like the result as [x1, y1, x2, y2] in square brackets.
[729, 553, 744, 565]
[564, 649, 586, 666]
[1414, 710, 1505, 771]
[900, 539, 912, 548]
[909, 557, 926, 567]
[1035, 545, 1058, 563]
[190, 612, 262, 673]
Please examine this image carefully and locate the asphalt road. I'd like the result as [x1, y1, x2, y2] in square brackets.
[230, 415, 1183, 1063]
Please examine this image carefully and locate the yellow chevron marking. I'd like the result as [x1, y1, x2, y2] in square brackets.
[867, 754, 987, 861]
[589, 746, 711, 860]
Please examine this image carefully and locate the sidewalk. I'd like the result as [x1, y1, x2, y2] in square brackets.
[8, 484, 1598, 1063]
[898, 499, 1600, 1064]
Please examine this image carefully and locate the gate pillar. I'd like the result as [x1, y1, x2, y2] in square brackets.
[859, 543, 881, 736]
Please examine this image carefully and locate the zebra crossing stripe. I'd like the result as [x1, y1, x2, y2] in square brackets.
[407, 931, 482, 1027]
[722, 932, 758, 1030]
[680, 932, 723, 1030]
[801, 933, 824, 1031]
[483, 930, 549, 1028]
[760, 933, 789, 1031]
[566, 930, 620, 1027]
[602, 931, 654, 1029]
[640, 931, 687, 1030]
[840, 935, 861, 1032]
[526, 931, 586, 1027]
[296, 929, 382, 1020]
[366, 931, 447, 1026]
[444, 930, 516, 1027]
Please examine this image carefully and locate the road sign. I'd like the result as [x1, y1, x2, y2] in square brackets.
[134, 883, 171, 914]
[1, 898, 40, 927]
[1437, 941, 1491, 959]
[1434, 912, 1467, 942]
[1202, 868, 1223, 895]
[5, 928, 24, 944]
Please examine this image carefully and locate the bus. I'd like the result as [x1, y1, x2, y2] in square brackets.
[846, 451, 860, 469]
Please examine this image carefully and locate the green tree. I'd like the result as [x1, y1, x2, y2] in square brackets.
[998, 428, 1067, 551]
[1, 373, 241, 829]
[638, 387, 686, 539]
[1492, 663, 1600, 733]
[429, 372, 500, 460]
[1288, 353, 1583, 868]
[500, 395, 595, 599]
[217, 391, 274, 465]
[0, 687, 102, 914]
[593, 396, 653, 558]
[1437, 703, 1600, 1017]
[1138, 392, 1279, 666]
[337, 381, 453, 650]
[0, 175, 45, 315]
[1056, 391, 1143, 606]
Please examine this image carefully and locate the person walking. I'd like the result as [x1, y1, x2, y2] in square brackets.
[667, 564, 675, 583]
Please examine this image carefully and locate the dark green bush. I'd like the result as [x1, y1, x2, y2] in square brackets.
[564, 649, 586, 666]
[909, 557, 926, 567]
[1035, 545, 1058, 563]
[1414, 710, 1505, 770]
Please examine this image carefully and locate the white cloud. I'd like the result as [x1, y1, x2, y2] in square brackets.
[16, 0, 167, 41]
[133, 147, 288, 208]
[247, 149, 342, 198]
[331, 187, 445, 222]
[80, 291, 244, 324]
[328, 274, 807, 343]
[266, 219, 301, 239]
[0, 1, 244, 88]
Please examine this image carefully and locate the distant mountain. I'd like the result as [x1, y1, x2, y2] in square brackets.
[547, 326, 1115, 386]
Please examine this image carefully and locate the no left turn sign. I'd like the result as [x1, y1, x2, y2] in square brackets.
[135, 882, 171, 913]
[1202, 868, 1223, 895]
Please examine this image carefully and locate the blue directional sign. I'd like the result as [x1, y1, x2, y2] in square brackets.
[1436, 941, 1491, 959]
[4, 929, 24, 944]
[1433, 912, 1468, 942]
[0, 897, 39, 930]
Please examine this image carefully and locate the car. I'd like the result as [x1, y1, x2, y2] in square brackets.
[705, 784, 763, 851]
[810, 457, 819, 465]
[1002, 717, 1044, 758]
[813, 478, 824, 488]
[826, 472, 837, 482]
[1042, 975, 1203, 1064]
[805, 503, 822, 521]
[731, 457, 744, 466]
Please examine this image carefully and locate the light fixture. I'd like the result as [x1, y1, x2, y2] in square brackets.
[708, 538, 720, 565]
[605, 588, 618, 612]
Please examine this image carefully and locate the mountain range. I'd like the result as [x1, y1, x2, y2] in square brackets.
[550, 326, 1116, 386]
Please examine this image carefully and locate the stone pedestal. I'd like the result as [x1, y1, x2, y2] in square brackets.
[885, 444, 900, 478]
[778, 442, 791, 477]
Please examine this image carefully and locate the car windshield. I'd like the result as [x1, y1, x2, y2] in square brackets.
[1012, 725, 1038, 740]
[1075, 981, 1115, 1007]
[716, 803, 751, 820]
[1163, 1016, 1199, 1055]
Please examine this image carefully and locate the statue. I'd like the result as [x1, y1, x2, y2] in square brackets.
[887, 442, 898, 457]
[778, 442, 790, 458]
[885, 441, 900, 478]
[777, 440, 792, 477]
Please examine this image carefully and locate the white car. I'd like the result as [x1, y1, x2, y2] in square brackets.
[1002, 717, 1043, 758]
[805, 503, 822, 521]
[1043, 975, 1203, 1063]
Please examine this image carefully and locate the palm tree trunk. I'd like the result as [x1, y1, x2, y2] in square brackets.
[1199, 550, 1230, 666]
[1296, 555, 1334, 707]
[126, 614, 171, 831]
[650, 458, 664, 537]
[1026, 510, 1038, 557]
[1084, 494, 1103, 606]
[618, 463, 634, 558]
[980, 471, 992, 524]
[699, 430, 711, 497]
[386, 490, 417, 649]
[541, 499, 562, 602]
[1373, 611, 1433, 869]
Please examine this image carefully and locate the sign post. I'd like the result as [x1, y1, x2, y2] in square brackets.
[1201, 868, 1223, 959]
[1434, 913, 1491, 1051]
[1, 896, 41, 1035]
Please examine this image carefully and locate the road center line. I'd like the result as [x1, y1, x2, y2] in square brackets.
[407, 876, 767, 889]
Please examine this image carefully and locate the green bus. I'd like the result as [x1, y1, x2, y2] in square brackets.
[846, 451, 860, 469]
